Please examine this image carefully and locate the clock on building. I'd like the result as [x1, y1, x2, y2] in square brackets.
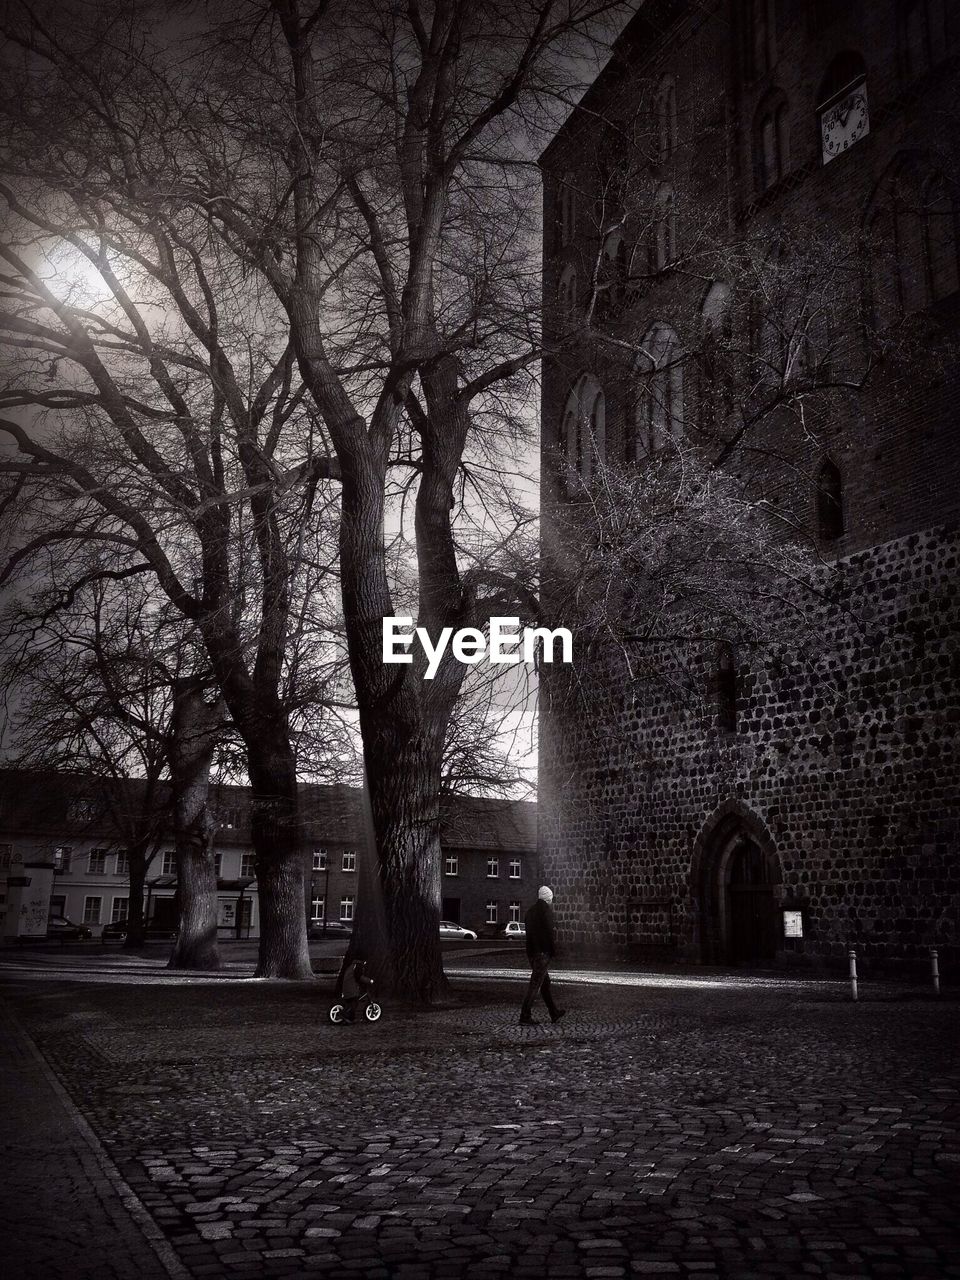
[820, 82, 870, 165]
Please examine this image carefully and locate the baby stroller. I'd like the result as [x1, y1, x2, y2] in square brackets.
[329, 958, 382, 1024]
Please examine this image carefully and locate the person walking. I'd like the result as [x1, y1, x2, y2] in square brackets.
[519, 885, 565, 1025]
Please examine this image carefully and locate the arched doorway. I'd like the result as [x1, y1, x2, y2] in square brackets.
[694, 808, 782, 965]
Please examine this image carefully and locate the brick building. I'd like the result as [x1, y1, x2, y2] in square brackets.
[539, 1, 960, 967]
[0, 770, 536, 942]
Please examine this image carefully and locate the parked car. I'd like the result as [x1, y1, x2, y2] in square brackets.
[308, 920, 354, 939]
[102, 920, 178, 941]
[46, 917, 92, 941]
[501, 920, 526, 939]
[102, 919, 129, 940]
[439, 921, 477, 940]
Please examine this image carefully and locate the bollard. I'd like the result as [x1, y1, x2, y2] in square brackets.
[848, 946, 858, 1002]
[931, 948, 941, 997]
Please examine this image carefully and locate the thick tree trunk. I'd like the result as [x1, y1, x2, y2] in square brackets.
[248, 734, 312, 980]
[122, 839, 149, 949]
[168, 681, 222, 971]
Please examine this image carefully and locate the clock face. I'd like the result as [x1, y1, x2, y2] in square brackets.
[820, 84, 870, 164]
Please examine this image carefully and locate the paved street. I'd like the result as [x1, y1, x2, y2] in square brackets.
[1, 954, 958, 1279]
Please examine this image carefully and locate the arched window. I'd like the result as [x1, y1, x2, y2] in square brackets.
[923, 174, 959, 302]
[559, 173, 577, 247]
[631, 325, 683, 460]
[657, 76, 678, 162]
[561, 375, 605, 485]
[817, 53, 869, 166]
[595, 230, 628, 322]
[716, 643, 738, 733]
[816, 458, 844, 543]
[743, 0, 777, 80]
[558, 263, 578, 324]
[699, 282, 732, 428]
[650, 184, 677, 272]
[753, 94, 790, 192]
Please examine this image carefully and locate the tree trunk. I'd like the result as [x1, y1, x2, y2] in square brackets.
[168, 681, 222, 971]
[248, 735, 313, 980]
[123, 839, 149, 949]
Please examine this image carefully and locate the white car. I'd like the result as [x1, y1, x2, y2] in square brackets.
[501, 921, 526, 938]
[439, 921, 478, 940]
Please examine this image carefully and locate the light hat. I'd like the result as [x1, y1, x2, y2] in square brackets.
[538, 885, 554, 903]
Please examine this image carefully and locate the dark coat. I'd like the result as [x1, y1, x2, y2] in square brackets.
[524, 899, 556, 959]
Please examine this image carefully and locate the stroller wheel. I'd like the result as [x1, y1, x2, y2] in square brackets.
[364, 1001, 382, 1023]
[328, 1002, 346, 1024]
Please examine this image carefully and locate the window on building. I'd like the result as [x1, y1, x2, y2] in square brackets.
[559, 262, 578, 324]
[83, 895, 103, 925]
[596, 231, 628, 321]
[115, 849, 129, 876]
[111, 896, 129, 923]
[753, 93, 790, 192]
[656, 76, 678, 162]
[0, 844, 12, 870]
[49, 894, 66, 919]
[716, 643, 738, 734]
[744, 0, 777, 79]
[561, 375, 605, 485]
[631, 325, 683, 460]
[214, 853, 222, 878]
[509, 901, 521, 923]
[312, 848, 327, 871]
[340, 895, 355, 922]
[650, 185, 677, 272]
[486, 901, 498, 925]
[87, 848, 106, 875]
[311, 894, 325, 922]
[341, 850, 356, 873]
[816, 459, 845, 543]
[898, 1, 931, 80]
[509, 858, 521, 879]
[219, 805, 242, 829]
[698, 282, 733, 426]
[53, 846, 71, 873]
[68, 797, 98, 825]
[160, 850, 176, 877]
[240, 853, 256, 879]
[559, 173, 577, 247]
[487, 857, 499, 879]
[924, 174, 960, 302]
[444, 854, 459, 876]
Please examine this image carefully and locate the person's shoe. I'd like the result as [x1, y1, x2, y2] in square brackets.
[550, 1009, 566, 1024]
[519, 1013, 536, 1025]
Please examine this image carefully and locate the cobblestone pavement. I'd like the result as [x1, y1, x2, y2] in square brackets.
[2, 967, 959, 1279]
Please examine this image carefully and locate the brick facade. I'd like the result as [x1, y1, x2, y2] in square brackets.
[539, 1, 960, 968]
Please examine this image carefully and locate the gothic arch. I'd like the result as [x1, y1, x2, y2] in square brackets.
[691, 802, 782, 965]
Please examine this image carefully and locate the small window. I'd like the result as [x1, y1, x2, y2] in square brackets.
[0, 844, 12, 870]
[559, 262, 578, 324]
[509, 901, 522, 923]
[115, 849, 129, 876]
[486, 901, 498, 925]
[650, 185, 677, 272]
[632, 325, 683, 460]
[341, 850, 357, 873]
[68, 798, 97, 824]
[161, 850, 176, 877]
[219, 806, 242, 829]
[88, 848, 106, 875]
[53, 846, 71, 872]
[656, 76, 678, 162]
[717, 643, 738, 734]
[444, 854, 459, 876]
[339, 895, 355, 922]
[487, 857, 499, 879]
[816, 458, 845, 543]
[110, 896, 129, 923]
[240, 853, 256, 879]
[561, 375, 605, 485]
[754, 94, 790, 191]
[509, 858, 521, 879]
[83, 895, 103, 925]
[312, 848, 327, 871]
[311, 895, 325, 922]
[559, 173, 577, 247]
[214, 853, 222, 877]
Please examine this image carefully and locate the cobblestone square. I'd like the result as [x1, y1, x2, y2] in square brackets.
[1, 962, 959, 1278]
